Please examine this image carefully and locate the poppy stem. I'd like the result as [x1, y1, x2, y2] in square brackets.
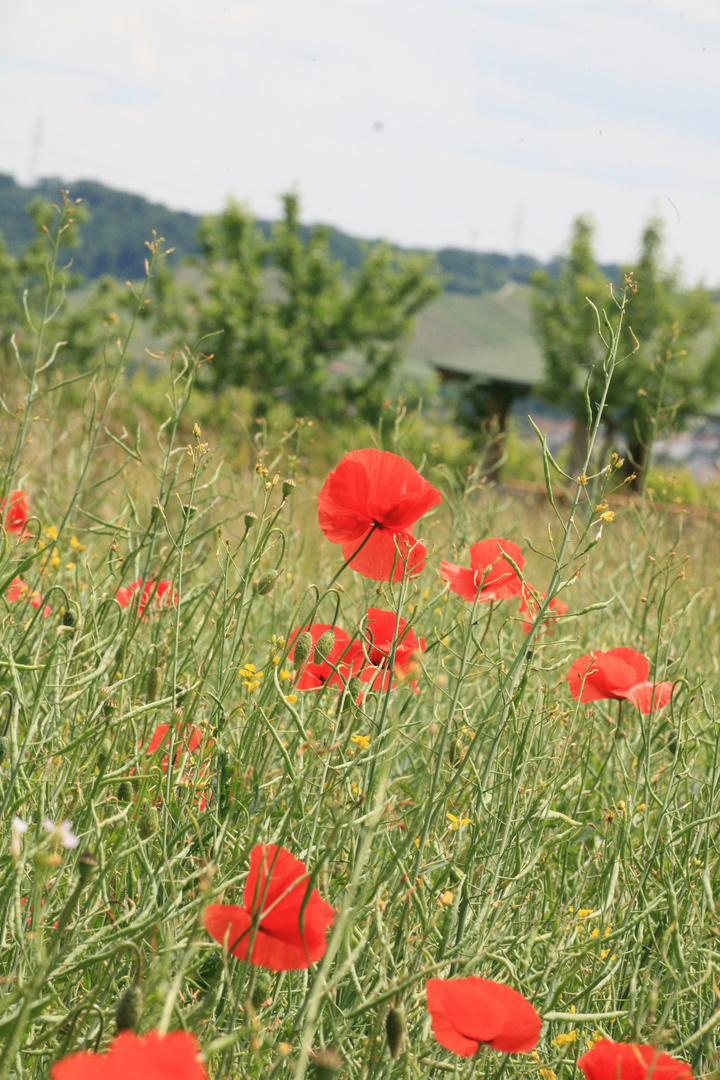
[615, 700, 624, 741]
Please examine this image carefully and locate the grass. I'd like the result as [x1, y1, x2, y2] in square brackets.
[2, 209, 720, 1080]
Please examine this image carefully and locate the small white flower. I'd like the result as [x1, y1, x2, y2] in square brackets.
[43, 819, 79, 850]
[10, 816, 28, 858]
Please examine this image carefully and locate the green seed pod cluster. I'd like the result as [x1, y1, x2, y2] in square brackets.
[386, 1005, 406, 1059]
[138, 806, 159, 839]
[115, 984, 145, 1032]
[293, 631, 313, 669]
[314, 630, 335, 664]
[146, 666, 161, 703]
[253, 570, 278, 596]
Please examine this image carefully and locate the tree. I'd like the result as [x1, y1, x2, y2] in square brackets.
[531, 215, 720, 489]
[154, 193, 441, 421]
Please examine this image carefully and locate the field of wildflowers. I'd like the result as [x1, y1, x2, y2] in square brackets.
[2, 200, 720, 1080]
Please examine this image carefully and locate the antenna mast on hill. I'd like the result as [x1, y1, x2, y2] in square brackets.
[28, 116, 44, 187]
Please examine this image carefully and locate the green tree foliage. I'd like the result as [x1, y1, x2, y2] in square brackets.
[155, 193, 441, 420]
[531, 215, 720, 487]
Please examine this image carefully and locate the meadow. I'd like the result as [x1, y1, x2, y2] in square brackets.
[2, 213, 720, 1080]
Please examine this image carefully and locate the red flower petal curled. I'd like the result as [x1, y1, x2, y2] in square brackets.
[50, 1029, 207, 1080]
[442, 539, 524, 603]
[204, 844, 334, 971]
[577, 1040, 692, 1080]
[318, 449, 441, 582]
[426, 976, 540, 1057]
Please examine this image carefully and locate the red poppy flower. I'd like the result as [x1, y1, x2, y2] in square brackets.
[577, 1040, 692, 1080]
[317, 449, 442, 582]
[50, 1029, 207, 1080]
[6, 576, 51, 618]
[145, 722, 203, 768]
[441, 539, 524, 604]
[204, 844, 334, 971]
[567, 648, 674, 713]
[289, 623, 359, 690]
[1, 490, 29, 534]
[519, 587, 569, 635]
[115, 578, 176, 615]
[425, 976, 541, 1057]
[357, 608, 425, 690]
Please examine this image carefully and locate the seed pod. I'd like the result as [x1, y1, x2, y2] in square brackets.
[138, 806, 159, 839]
[386, 1005, 406, 1059]
[244, 511, 258, 530]
[150, 504, 162, 523]
[348, 676, 362, 700]
[251, 970, 274, 1009]
[77, 850, 98, 886]
[293, 631, 313, 669]
[314, 630, 335, 664]
[253, 570, 278, 596]
[62, 608, 76, 628]
[98, 737, 113, 764]
[0, 735, 9, 764]
[115, 984, 144, 1032]
[313, 1048, 343, 1080]
[117, 779, 135, 803]
[282, 477, 296, 498]
[146, 666, 161, 703]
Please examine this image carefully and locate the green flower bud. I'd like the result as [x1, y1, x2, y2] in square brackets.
[138, 806, 159, 839]
[117, 779, 135, 803]
[146, 666, 161, 703]
[253, 570, 278, 596]
[293, 631, 313, 669]
[115, 984, 145, 1032]
[386, 1005, 406, 1059]
[77, 850, 98, 886]
[313, 1048, 343, 1080]
[282, 477, 296, 498]
[314, 630, 335, 664]
[62, 608, 76, 628]
[251, 970, 274, 1009]
[348, 676, 362, 700]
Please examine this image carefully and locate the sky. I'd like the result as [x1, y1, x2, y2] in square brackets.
[1, 0, 719, 283]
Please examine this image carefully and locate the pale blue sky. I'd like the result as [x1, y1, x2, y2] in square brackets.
[1, 0, 719, 282]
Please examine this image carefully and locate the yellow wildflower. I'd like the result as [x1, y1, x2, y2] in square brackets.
[440, 890, 454, 905]
[551, 1031, 577, 1048]
[285, 693, 298, 705]
[350, 734, 370, 751]
[541, 1070, 557, 1080]
[447, 812, 471, 831]
[279, 669, 292, 682]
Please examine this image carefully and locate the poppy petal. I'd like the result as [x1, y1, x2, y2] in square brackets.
[51, 1029, 207, 1080]
[578, 1040, 693, 1080]
[568, 651, 646, 702]
[604, 648, 650, 684]
[343, 529, 426, 582]
[440, 561, 487, 602]
[624, 681, 674, 713]
[426, 976, 540, 1057]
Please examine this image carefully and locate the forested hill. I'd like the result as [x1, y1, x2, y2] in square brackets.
[0, 173, 617, 293]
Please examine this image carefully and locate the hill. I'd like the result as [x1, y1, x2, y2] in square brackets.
[0, 173, 618, 293]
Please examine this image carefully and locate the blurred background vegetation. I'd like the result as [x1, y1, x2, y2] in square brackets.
[2, 175, 720, 507]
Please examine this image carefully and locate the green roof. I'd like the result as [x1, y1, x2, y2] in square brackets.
[407, 282, 545, 387]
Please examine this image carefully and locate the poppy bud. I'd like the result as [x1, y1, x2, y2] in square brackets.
[386, 1005, 406, 1059]
[146, 666, 161, 703]
[282, 477, 296, 498]
[118, 779, 135, 803]
[293, 631, 313, 669]
[138, 806, 159, 839]
[244, 511, 258, 530]
[115, 984, 145, 1031]
[77, 850, 98, 886]
[253, 570, 278, 596]
[314, 630, 335, 664]
[0, 735, 8, 764]
[348, 676, 361, 700]
[313, 1048, 343, 1080]
[251, 970, 274, 1009]
[62, 608, 76, 628]
[98, 737, 113, 764]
